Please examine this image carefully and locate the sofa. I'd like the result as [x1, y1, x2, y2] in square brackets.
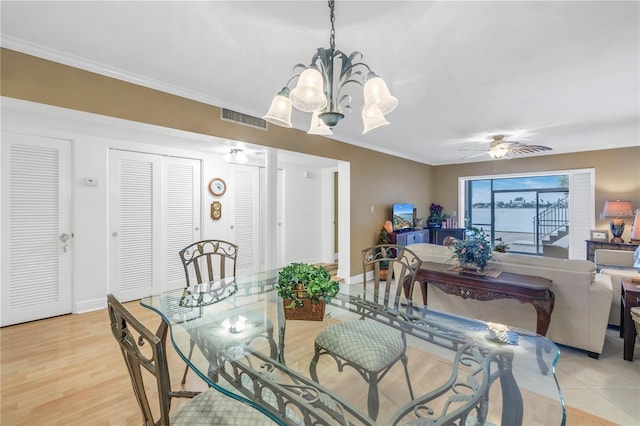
[401, 243, 613, 358]
[595, 248, 640, 326]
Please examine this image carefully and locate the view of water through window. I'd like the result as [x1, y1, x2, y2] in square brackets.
[466, 175, 569, 255]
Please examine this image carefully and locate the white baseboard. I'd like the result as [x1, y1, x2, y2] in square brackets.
[74, 297, 105, 314]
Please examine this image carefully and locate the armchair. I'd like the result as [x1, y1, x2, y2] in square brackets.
[595, 247, 640, 326]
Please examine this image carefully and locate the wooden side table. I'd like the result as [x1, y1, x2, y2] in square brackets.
[620, 278, 640, 361]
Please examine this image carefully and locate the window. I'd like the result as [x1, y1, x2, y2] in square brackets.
[460, 170, 594, 259]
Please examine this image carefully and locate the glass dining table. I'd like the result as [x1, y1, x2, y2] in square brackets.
[140, 270, 565, 426]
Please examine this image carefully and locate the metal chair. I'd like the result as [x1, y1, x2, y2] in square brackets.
[309, 245, 422, 420]
[179, 240, 277, 383]
[106, 294, 276, 426]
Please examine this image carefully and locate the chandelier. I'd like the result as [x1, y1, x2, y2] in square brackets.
[263, 0, 397, 135]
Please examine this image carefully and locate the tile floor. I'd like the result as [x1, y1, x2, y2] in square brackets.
[556, 326, 640, 425]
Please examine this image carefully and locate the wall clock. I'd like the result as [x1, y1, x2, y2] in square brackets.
[208, 177, 226, 197]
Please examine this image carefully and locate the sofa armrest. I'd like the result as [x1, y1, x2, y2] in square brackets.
[587, 273, 613, 354]
[594, 249, 634, 268]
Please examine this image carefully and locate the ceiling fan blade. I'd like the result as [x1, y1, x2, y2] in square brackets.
[510, 144, 552, 154]
[461, 152, 489, 160]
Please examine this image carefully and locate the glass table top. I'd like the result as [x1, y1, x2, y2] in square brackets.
[141, 269, 565, 425]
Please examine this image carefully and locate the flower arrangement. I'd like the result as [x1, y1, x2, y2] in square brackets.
[427, 203, 447, 225]
[449, 227, 493, 270]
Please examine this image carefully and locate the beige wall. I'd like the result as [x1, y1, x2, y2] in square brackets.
[3, 49, 637, 272]
[1, 48, 432, 276]
[432, 147, 640, 244]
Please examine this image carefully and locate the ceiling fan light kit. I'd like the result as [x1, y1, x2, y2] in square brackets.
[461, 134, 552, 160]
[263, 0, 397, 135]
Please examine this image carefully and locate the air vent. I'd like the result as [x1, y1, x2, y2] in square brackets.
[221, 109, 267, 130]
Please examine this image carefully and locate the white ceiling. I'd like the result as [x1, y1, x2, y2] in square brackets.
[1, 1, 638, 165]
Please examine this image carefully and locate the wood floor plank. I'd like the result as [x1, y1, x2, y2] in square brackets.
[0, 301, 616, 425]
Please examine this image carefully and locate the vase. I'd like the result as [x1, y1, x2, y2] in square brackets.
[427, 221, 442, 229]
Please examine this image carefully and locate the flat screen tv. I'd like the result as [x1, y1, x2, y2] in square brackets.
[392, 203, 414, 232]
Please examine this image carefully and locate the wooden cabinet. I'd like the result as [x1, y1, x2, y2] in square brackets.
[429, 228, 466, 246]
[585, 239, 638, 262]
[389, 229, 430, 247]
[388, 228, 466, 248]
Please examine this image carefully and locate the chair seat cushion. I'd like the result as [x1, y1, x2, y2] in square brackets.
[171, 388, 277, 425]
[315, 319, 404, 372]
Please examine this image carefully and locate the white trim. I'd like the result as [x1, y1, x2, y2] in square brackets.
[74, 298, 106, 314]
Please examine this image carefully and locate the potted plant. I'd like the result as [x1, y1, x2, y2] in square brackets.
[493, 237, 509, 253]
[276, 263, 340, 321]
[427, 203, 447, 228]
[449, 227, 494, 271]
[376, 227, 392, 279]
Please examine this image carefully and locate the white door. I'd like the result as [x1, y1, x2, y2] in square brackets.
[109, 150, 200, 302]
[1, 132, 72, 326]
[230, 165, 261, 273]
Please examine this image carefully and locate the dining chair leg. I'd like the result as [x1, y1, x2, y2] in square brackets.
[181, 338, 196, 384]
[366, 372, 379, 420]
[309, 345, 321, 383]
[401, 354, 415, 400]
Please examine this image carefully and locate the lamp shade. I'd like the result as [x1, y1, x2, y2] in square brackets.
[631, 209, 640, 241]
[308, 111, 333, 135]
[363, 73, 398, 115]
[263, 88, 293, 128]
[362, 104, 389, 134]
[290, 67, 327, 113]
[602, 200, 634, 218]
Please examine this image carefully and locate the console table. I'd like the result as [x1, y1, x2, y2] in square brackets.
[415, 261, 555, 337]
[585, 239, 639, 262]
[620, 278, 640, 361]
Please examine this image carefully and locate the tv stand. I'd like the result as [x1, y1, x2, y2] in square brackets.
[389, 228, 466, 247]
[389, 229, 429, 247]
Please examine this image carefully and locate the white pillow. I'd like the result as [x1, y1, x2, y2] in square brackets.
[634, 245, 640, 269]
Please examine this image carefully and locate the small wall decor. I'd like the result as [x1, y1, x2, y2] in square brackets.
[208, 177, 226, 197]
[211, 201, 222, 220]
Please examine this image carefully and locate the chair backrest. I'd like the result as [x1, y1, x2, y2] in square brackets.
[179, 240, 238, 287]
[107, 294, 172, 426]
[361, 244, 422, 310]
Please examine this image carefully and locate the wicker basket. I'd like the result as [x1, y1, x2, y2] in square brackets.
[283, 299, 325, 321]
[631, 306, 640, 338]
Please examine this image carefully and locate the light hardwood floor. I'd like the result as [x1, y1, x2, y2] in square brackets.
[0, 302, 625, 425]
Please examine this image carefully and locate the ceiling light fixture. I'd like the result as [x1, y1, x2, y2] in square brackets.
[223, 148, 248, 164]
[263, 0, 397, 135]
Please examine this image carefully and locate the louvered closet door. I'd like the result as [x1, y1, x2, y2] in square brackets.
[109, 150, 200, 302]
[230, 165, 260, 273]
[1, 132, 72, 326]
[163, 158, 201, 289]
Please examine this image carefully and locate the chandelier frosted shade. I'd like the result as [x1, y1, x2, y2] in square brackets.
[263, 88, 293, 128]
[308, 111, 333, 135]
[362, 104, 389, 134]
[290, 68, 327, 112]
[363, 74, 398, 116]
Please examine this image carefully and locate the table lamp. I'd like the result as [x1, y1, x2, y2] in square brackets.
[630, 209, 640, 243]
[601, 200, 634, 243]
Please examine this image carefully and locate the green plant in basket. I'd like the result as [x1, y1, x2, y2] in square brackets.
[277, 263, 340, 308]
[449, 227, 493, 270]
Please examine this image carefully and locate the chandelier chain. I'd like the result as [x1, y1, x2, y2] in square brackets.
[329, 0, 336, 52]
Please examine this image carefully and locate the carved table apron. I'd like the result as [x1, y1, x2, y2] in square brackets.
[415, 261, 555, 337]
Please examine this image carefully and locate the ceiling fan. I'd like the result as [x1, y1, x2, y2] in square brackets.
[460, 135, 552, 160]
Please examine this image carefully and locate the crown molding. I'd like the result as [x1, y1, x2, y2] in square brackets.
[0, 35, 241, 111]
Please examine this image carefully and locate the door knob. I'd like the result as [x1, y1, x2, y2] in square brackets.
[112, 232, 118, 237]
[59, 233, 70, 242]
